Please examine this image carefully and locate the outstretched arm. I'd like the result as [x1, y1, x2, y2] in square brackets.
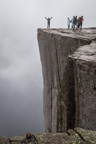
[50, 17, 53, 20]
[45, 17, 48, 20]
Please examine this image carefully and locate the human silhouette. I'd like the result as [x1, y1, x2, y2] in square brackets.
[45, 17, 53, 28]
[79, 16, 84, 29]
[67, 18, 71, 29]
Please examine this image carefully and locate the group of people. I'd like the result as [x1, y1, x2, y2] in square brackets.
[45, 16, 84, 30]
[67, 16, 84, 30]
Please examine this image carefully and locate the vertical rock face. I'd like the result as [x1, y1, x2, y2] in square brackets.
[69, 42, 96, 130]
[37, 28, 95, 133]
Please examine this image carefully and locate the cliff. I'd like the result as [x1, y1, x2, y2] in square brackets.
[1, 128, 96, 143]
[37, 28, 96, 133]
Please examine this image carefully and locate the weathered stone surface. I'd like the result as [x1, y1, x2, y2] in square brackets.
[0, 136, 10, 144]
[37, 28, 96, 133]
[69, 42, 96, 130]
[75, 128, 96, 144]
[2, 128, 96, 143]
[11, 136, 25, 144]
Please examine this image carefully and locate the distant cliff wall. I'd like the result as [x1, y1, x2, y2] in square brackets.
[37, 28, 96, 133]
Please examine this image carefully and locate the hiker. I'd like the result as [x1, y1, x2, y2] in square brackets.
[79, 16, 84, 29]
[77, 17, 80, 29]
[67, 18, 71, 29]
[45, 17, 53, 28]
[73, 16, 77, 29]
[71, 16, 74, 28]
[74, 16, 77, 28]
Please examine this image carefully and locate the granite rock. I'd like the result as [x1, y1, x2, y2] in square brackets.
[0, 136, 11, 144]
[37, 28, 96, 132]
[69, 42, 96, 130]
[1, 128, 96, 143]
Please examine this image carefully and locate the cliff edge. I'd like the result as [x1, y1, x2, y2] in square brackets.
[37, 28, 96, 133]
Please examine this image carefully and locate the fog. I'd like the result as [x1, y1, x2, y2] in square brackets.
[0, 0, 96, 138]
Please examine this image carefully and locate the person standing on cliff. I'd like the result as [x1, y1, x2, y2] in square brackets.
[45, 17, 53, 28]
[71, 16, 74, 28]
[79, 16, 84, 29]
[67, 18, 71, 29]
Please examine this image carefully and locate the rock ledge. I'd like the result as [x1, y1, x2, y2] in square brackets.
[1, 128, 96, 143]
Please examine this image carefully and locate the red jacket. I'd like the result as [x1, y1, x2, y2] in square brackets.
[80, 17, 83, 23]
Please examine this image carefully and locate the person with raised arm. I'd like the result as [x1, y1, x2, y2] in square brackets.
[45, 17, 53, 28]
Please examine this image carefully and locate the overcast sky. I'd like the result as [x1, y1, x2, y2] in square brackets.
[0, 0, 96, 138]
